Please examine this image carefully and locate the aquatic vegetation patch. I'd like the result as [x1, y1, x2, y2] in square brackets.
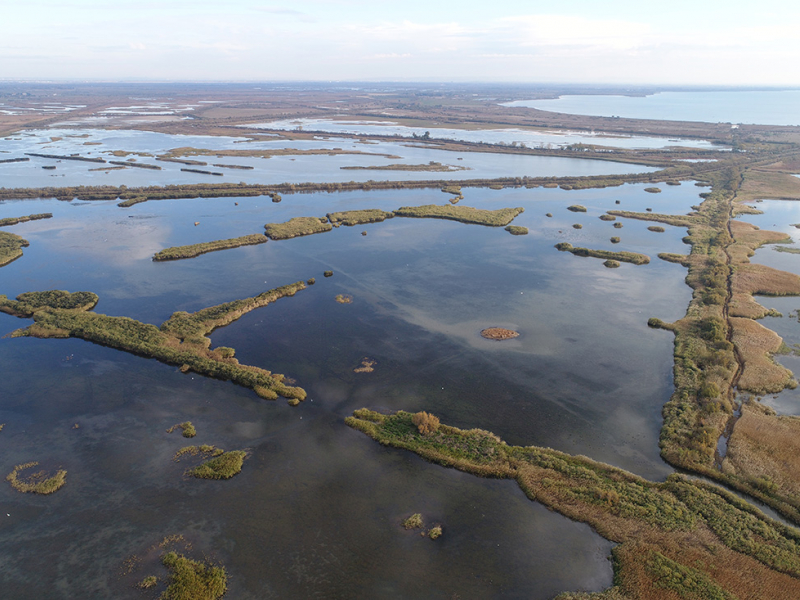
[334, 294, 353, 304]
[1, 282, 307, 402]
[428, 526, 442, 540]
[480, 327, 519, 340]
[161, 551, 227, 600]
[555, 243, 649, 265]
[393, 204, 524, 227]
[402, 513, 424, 529]
[599, 214, 616, 221]
[187, 451, 247, 480]
[264, 217, 332, 240]
[504, 225, 528, 235]
[572, 223, 582, 229]
[354, 358, 376, 373]
[152, 234, 267, 261]
[347, 409, 800, 598]
[0, 213, 52, 227]
[6, 461, 67, 495]
[604, 260, 620, 268]
[0, 231, 29, 267]
[567, 205, 587, 212]
[648, 226, 666, 232]
[326, 209, 394, 226]
[644, 187, 662, 193]
[342, 161, 467, 172]
[167, 421, 196, 438]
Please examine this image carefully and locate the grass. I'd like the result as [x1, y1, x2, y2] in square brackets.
[0, 283, 308, 402]
[403, 513, 424, 529]
[567, 205, 587, 212]
[334, 294, 353, 304]
[648, 226, 666, 233]
[480, 327, 519, 340]
[555, 243, 649, 265]
[0, 213, 52, 227]
[505, 225, 528, 235]
[160, 551, 227, 600]
[730, 317, 796, 394]
[346, 409, 800, 598]
[6, 462, 67, 494]
[604, 260, 620, 268]
[737, 168, 800, 203]
[0, 231, 29, 267]
[167, 422, 196, 438]
[326, 209, 394, 226]
[187, 451, 246, 480]
[153, 234, 267, 261]
[264, 217, 332, 240]
[645, 187, 662, 193]
[393, 204, 524, 227]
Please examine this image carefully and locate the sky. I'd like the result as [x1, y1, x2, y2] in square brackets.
[2, 0, 800, 85]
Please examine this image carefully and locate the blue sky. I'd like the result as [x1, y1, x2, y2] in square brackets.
[2, 0, 799, 84]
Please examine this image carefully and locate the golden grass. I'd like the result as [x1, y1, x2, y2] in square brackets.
[737, 169, 800, 202]
[393, 204, 524, 227]
[730, 317, 796, 394]
[354, 358, 376, 373]
[724, 403, 800, 498]
[732, 264, 800, 297]
[264, 217, 332, 240]
[153, 234, 267, 261]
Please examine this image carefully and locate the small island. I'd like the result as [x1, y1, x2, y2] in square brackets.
[480, 327, 519, 340]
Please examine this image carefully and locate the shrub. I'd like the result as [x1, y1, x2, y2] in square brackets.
[412, 411, 440, 435]
[403, 513, 424, 529]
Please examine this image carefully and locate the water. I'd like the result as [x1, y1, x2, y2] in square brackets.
[0, 135, 700, 597]
[251, 118, 723, 150]
[0, 128, 656, 189]
[503, 90, 800, 126]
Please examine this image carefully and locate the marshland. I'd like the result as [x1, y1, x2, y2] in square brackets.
[2, 83, 800, 599]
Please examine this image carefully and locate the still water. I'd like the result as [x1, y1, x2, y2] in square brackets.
[0, 139, 699, 597]
[503, 90, 800, 126]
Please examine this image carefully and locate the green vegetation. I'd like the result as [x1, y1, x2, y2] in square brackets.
[326, 209, 394, 226]
[324, 270, 333, 277]
[546, 213, 553, 218]
[0, 213, 52, 227]
[504, 225, 528, 235]
[347, 409, 800, 598]
[0, 283, 307, 402]
[187, 450, 246, 480]
[0, 231, 29, 267]
[604, 260, 620, 268]
[428, 526, 443, 540]
[393, 204, 524, 227]
[610, 237, 621, 243]
[645, 187, 662, 193]
[567, 205, 587, 212]
[153, 234, 267, 261]
[137, 576, 158, 590]
[572, 224, 583, 229]
[156, 156, 208, 166]
[648, 226, 666, 232]
[613, 222, 623, 229]
[264, 217, 332, 240]
[599, 214, 616, 221]
[403, 513, 424, 529]
[167, 422, 196, 438]
[6, 462, 67, 494]
[109, 160, 161, 170]
[555, 243, 649, 265]
[161, 551, 227, 600]
[212, 163, 254, 170]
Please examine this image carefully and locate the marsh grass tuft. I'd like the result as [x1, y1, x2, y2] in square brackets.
[167, 422, 197, 438]
[567, 205, 587, 212]
[504, 225, 528, 235]
[6, 462, 66, 494]
[428, 526, 443, 540]
[394, 204, 523, 227]
[403, 513, 424, 529]
[161, 551, 227, 600]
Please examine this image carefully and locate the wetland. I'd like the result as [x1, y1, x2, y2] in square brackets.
[2, 83, 800, 599]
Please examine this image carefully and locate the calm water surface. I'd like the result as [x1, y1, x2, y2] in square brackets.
[0, 147, 702, 597]
[503, 90, 800, 126]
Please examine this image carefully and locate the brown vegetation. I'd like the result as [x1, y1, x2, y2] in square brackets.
[480, 327, 519, 340]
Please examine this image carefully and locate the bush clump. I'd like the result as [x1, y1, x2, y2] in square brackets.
[403, 513, 424, 529]
[567, 205, 587, 212]
[412, 411, 440, 435]
[161, 551, 227, 600]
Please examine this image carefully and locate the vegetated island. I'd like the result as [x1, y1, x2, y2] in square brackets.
[555, 242, 650, 265]
[505, 225, 528, 235]
[327, 209, 394, 226]
[153, 234, 267, 261]
[0, 213, 52, 227]
[480, 327, 519, 340]
[174, 445, 247, 480]
[341, 161, 468, 172]
[347, 409, 800, 599]
[393, 204, 524, 227]
[0, 286, 307, 403]
[166, 421, 196, 438]
[264, 217, 332, 240]
[0, 231, 30, 267]
[6, 461, 67, 495]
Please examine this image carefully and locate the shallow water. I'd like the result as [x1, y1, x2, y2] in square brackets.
[0, 142, 701, 597]
[0, 128, 656, 189]
[503, 90, 800, 126]
[251, 118, 722, 150]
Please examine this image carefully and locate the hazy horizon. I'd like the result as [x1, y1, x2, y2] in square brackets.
[4, 0, 800, 86]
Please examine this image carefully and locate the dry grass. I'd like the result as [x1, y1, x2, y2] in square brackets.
[737, 169, 800, 202]
[6, 462, 67, 494]
[394, 204, 524, 227]
[732, 264, 800, 297]
[264, 217, 332, 240]
[153, 234, 267, 261]
[725, 403, 800, 498]
[730, 317, 796, 394]
[354, 358, 376, 373]
[326, 209, 394, 226]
